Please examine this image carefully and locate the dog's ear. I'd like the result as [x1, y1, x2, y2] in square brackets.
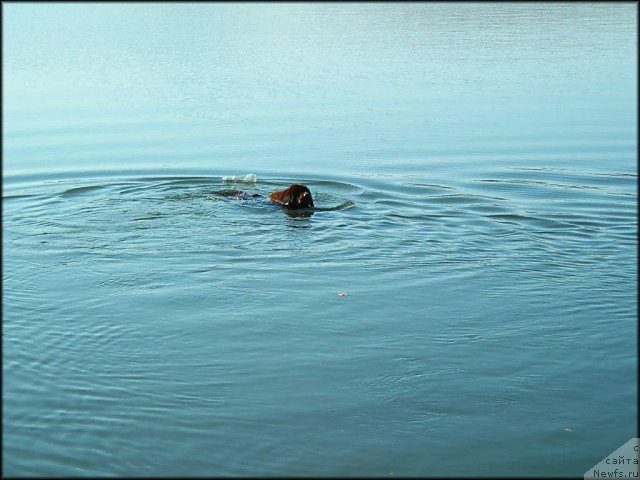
[269, 187, 290, 206]
[282, 188, 291, 206]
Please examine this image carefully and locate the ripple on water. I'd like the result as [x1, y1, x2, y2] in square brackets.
[3, 166, 637, 476]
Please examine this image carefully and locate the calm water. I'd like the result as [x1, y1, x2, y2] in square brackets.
[3, 3, 637, 477]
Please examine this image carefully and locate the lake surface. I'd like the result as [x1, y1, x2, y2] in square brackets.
[3, 3, 637, 477]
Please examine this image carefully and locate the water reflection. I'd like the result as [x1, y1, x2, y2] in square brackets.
[3, 2, 636, 477]
[284, 208, 315, 219]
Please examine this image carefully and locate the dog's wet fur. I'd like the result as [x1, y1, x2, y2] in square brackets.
[268, 184, 314, 210]
[215, 183, 314, 210]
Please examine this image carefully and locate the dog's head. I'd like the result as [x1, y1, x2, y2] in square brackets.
[269, 184, 314, 210]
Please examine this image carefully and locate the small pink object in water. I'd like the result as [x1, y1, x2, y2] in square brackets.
[337, 292, 348, 297]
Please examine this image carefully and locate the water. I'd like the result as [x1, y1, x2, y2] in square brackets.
[3, 3, 637, 477]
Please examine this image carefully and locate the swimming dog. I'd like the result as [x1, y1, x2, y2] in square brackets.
[215, 183, 314, 210]
[268, 184, 314, 210]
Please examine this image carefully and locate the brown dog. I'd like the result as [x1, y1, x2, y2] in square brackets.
[269, 184, 314, 210]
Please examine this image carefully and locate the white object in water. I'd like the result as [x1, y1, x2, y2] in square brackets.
[222, 173, 257, 183]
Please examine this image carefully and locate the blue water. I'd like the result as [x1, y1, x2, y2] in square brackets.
[3, 3, 637, 477]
